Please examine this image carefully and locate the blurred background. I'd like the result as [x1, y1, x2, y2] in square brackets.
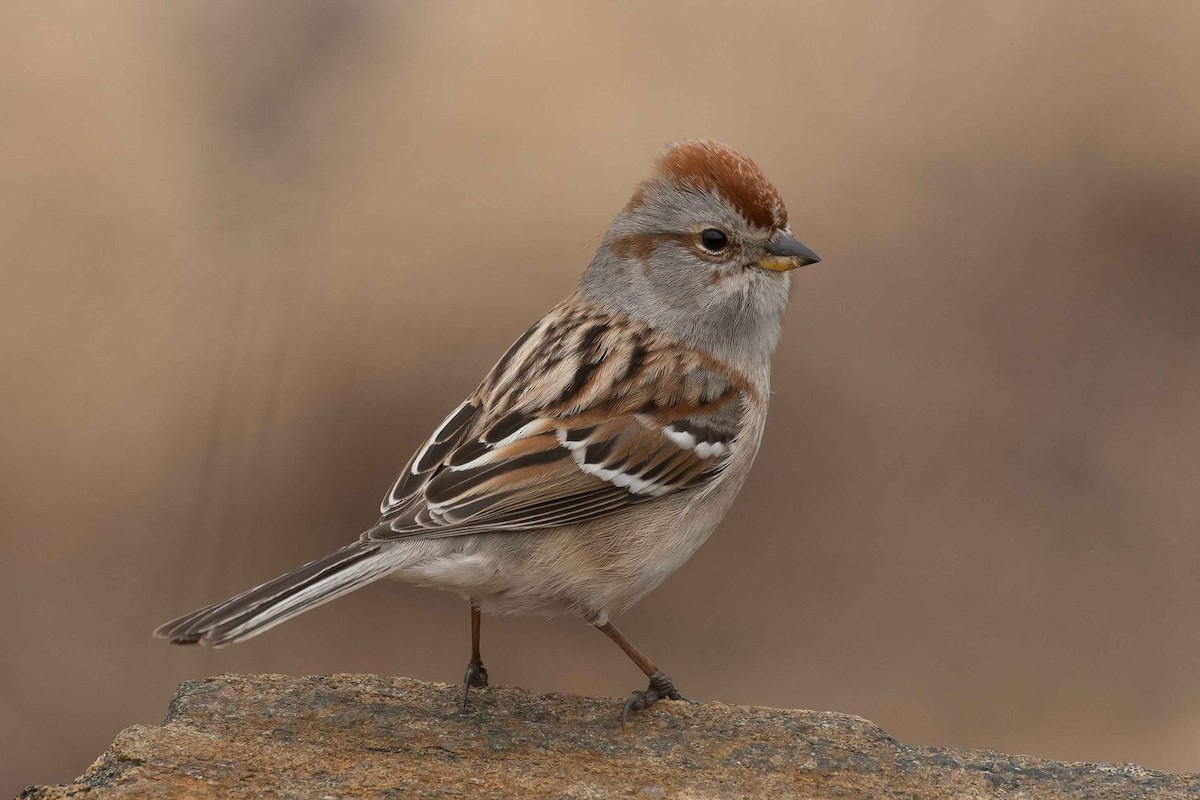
[3, 0, 1200, 794]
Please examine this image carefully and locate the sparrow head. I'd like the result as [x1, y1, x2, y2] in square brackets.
[580, 140, 819, 366]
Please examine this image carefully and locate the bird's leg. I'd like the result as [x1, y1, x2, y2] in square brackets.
[595, 621, 685, 725]
[461, 598, 488, 710]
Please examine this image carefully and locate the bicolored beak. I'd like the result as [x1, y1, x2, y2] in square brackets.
[758, 231, 821, 272]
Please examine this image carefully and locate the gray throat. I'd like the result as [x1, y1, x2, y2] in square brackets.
[577, 249, 788, 386]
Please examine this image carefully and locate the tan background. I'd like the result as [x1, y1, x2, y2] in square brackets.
[3, 0, 1200, 794]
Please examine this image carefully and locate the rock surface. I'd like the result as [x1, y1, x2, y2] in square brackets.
[18, 673, 1200, 799]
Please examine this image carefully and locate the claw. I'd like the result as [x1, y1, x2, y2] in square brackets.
[620, 689, 655, 725]
[619, 670, 684, 726]
[460, 659, 488, 710]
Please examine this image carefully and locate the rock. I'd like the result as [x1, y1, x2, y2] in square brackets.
[17, 673, 1200, 799]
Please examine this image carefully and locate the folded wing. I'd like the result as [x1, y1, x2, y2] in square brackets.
[368, 298, 753, 541]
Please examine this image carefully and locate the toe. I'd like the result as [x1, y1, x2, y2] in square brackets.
[461, 662, 489, 710]
[469, 665, 489, 688]
[620, 691, 651, 726]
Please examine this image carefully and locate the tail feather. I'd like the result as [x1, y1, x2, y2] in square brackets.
[154, 541, 394, 647]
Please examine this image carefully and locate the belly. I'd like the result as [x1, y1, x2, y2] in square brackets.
[388, 465, 749, 624]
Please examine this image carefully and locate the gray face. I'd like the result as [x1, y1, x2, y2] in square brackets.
[578, 180, 793, 373]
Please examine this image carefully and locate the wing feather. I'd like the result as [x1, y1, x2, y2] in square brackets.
[368, 297, 756, 541]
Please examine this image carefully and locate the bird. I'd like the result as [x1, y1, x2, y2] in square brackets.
[155, 139, 821, 723]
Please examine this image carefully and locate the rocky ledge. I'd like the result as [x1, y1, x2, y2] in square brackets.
[18, 673, 1200, 799]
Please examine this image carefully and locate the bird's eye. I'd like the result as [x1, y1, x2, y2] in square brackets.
[699, 228, 729, 253]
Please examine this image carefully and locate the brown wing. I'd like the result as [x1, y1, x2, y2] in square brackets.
[366, 297, 754, 541]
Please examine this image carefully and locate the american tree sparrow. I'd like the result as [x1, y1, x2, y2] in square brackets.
[156, 140, 820, 722]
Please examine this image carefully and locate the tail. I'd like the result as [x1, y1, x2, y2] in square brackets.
[154, 541, 396, 647]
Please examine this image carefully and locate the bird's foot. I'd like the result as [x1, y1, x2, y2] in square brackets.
[460, 658, 489, 710]
[620, 670, 686, 725]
